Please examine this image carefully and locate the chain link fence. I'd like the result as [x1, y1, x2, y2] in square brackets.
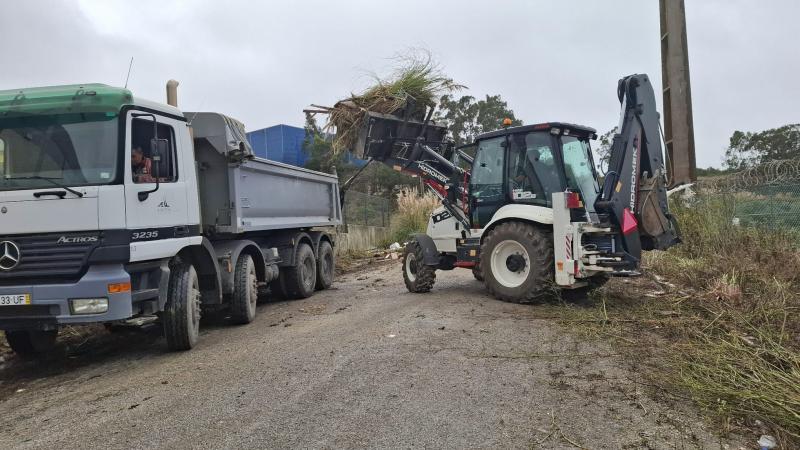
[343, 191, 391, 227]
[697, 159, 800, 230]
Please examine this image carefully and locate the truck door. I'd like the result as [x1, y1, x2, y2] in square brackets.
[124, 111, 190, 251]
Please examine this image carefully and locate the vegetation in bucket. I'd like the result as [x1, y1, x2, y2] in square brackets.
[315, 52, 464, 154]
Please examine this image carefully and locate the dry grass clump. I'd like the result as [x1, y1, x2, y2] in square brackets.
[388, 190, 440, 244]
[563, 192, 800, 445]
[324, 52, 463, 154]
[646, 195, 800, 442]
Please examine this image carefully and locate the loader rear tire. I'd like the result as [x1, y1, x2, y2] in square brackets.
[403, 239, 436, 293]
[230, 254, 258, 324]
[472, 263, 484, 282]
[481, 221, 554, 303]
[281, 243, 317, 299]
[163, 263, 201, 351]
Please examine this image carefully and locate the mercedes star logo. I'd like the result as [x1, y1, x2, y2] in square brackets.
[0, 241, 21, 271]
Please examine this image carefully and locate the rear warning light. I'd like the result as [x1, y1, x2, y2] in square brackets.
[565, 191, 583, 209]
[622, 208, 638, 235]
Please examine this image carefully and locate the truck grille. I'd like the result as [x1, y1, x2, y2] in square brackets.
[0, 232, 101, 285]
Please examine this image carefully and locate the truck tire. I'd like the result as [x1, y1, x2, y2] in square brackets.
[315, 240, 335, 290]
[163, 263, 201, 351]
[480, 221, 554, 303]
[230, 253, 258, 324]
[402, 239, 436, 293]
[282, 243, 317, 299]
[4, 329, 57, 356]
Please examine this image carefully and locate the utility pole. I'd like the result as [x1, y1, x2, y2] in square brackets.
[659, 0, 696, 186]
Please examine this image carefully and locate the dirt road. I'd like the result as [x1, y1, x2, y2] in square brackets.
[0, 261, 743, 449]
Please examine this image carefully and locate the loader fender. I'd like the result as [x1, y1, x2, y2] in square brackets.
[410, 233, 441, 266]
[479, 204, 554, 241]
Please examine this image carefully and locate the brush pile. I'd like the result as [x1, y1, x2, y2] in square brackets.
[310, 54, 463, 154]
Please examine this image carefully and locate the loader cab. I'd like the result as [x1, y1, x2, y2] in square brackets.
[468, 123, 600, 228]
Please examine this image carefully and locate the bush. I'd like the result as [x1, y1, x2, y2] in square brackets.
[388, 191, 440, 244]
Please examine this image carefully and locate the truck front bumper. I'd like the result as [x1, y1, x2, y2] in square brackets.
[0, 264, 133, 331]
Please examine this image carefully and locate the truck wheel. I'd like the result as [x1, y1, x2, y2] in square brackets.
[481, 222, 554, 303]
[403, 239, 436, 293]
[282, 243, 317, 299]
[163, 263, 201, 351]
[230, 253, 258, 324]
[315, 240, 335, 290]
[4, 329, 57, 355]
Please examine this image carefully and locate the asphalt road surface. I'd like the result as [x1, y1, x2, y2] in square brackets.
[0, 261, 743, 449]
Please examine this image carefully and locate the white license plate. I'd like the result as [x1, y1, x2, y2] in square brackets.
[0, 294, 31, 306]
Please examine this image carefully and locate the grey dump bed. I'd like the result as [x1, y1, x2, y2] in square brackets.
[187, 112, 341, 235]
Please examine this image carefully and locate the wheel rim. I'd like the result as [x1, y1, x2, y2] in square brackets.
[405, 252, 417, 282]
[301, 254, 315, 290]
[490, 240, 530, 288]
[248, 263, 257, 311]
[189, 272, 201, 335]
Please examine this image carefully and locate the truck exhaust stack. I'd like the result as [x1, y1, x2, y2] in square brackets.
[166, 79, 179, 107]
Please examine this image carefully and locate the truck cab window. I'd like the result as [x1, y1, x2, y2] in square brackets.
[0, 138, 5, 177]
[131, 118, 178, 184]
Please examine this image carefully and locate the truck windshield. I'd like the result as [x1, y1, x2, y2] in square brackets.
[0, 113, 118, 192]
[561, 136, 599, 212]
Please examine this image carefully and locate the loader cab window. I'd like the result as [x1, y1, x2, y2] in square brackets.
[131, 118, 178, 184]
[562, 136, 599, 212]
[507, 132, 561, 207]
[469, 136, 507, 228]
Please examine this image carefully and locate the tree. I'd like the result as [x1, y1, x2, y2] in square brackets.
[724, 124, 800, 169]
[434, 94, 522, 147]
[593, 127, 618, 172]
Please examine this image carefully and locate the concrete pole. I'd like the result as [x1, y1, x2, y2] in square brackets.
[659, 0, 696, 186]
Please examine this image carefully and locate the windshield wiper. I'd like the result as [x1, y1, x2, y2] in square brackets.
[4, 176, 84, 198]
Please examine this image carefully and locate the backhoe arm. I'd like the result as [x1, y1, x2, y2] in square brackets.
[595, 74, 680, 264]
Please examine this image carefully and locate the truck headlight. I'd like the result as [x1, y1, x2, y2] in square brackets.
[70, 298, 109, 315]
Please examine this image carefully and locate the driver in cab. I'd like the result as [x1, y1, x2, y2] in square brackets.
[131, 146, 155, 183]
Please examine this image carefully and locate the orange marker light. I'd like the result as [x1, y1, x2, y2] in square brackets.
[108, 282, 132, 294]
[502, 118, 513, 127]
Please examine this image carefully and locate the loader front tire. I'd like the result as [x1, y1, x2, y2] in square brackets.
[403, 239, 436, 293]
[481, 222, 554, 303]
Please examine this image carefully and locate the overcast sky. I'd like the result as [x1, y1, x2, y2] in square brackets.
[2, 0, 798, 168]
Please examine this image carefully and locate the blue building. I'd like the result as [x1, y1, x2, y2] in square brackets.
[246, 124, 307, 167]
[246, 124, 368, 169]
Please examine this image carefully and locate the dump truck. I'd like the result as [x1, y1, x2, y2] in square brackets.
[348, 74, 680, 302]
[0, 81, 341, 355]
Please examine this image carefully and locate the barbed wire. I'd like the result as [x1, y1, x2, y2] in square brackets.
[699, 159, 800, 191]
